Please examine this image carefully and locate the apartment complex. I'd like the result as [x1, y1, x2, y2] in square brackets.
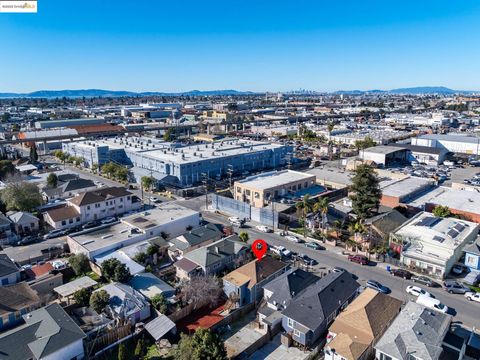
[234, 170, 317, 207]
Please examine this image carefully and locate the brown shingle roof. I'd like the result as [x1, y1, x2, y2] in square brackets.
[327, 288, 402, 360]
[224, 257, 287, 289]
[69, 187, 132, 206]
[0, 282, 40, 316]
[45, 206, 80, 222]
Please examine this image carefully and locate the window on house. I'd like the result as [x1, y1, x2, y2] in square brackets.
[287, 318, 294, 328]
[61, 220, 66, 225]
[87, 206, 90, 210]
[69, 219, 73, 224]
[293, 329, 301, 337]
[120, 198, 123, 202]
[76, 217, 80, 222]
[127, 196, 131, 200]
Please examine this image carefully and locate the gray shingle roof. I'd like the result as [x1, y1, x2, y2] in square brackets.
[0, 303, 85, 360]
[184, 236, 247, 268]
[281, 271, 360, 331]
[375, 302, 452, 360]
[0, 253, 19, 278]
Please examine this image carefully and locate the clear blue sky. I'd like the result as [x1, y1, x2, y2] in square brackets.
[1, 0, 480, 93]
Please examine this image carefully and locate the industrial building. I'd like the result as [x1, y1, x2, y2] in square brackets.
[63, 137, 292, 187]
[411, 134, 480, 155]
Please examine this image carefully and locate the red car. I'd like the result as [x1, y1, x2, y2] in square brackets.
[348, 254, 369, 265]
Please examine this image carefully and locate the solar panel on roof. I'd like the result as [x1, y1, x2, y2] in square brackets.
[447, 229, 459, 239]
[433, 236, 445, 243]
[417, 216, 440, 227]
[454, 223, 465, 232]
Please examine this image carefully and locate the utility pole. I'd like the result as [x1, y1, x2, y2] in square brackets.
[202, 172, 209, 210]
[227, 164, 233, 190]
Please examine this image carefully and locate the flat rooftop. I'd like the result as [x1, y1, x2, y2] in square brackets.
[69, 222, 137, 253]
[418, 133, 480, 144]
[121, 204, 199, 230]
[380, 176, 433, 198]
[408, 186, 480, 215]
[237, 170, 315, 190]
[306, 167, 353, 187]
[362, 145, 406, 155]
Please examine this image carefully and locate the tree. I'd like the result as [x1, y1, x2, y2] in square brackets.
[354, 136, 376, 151]
[348, 221, 367, 251]
[118, 342, 128, 360]
[134, 338, 146, 359]
[313, 196, 329, 231]
[349, 164, 381, 220]
[296, 194, 314, 236]
[432, 205, 452, 218]
[174, 328, 227, 360]
[29, 145, 38, 162]
[90, 290, 110, 314]
[1, 112, 10, 123]
[113, 262, 131, 283]
[146, 244, 158, 256]
[54, 150, 67, 162]
[163, 128, 174, 141]
[0, 182, 43, 211]
[46, 173, 58, 188]
[0, 160, 14, 180]
[179, 275, 222, 309]
[73, 288, 91, 307]
[69, 253, 90, 275]
[141, 176, 154, 192]
[101, 258, 131, 282]
[133, 252, 147, 264]
[238, 231, 249, 242]
[151, 294, 168, 313]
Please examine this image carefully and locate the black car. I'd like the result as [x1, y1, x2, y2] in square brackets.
[390, 269, 413, 279]
[82, 221, 99, 230]
[297, 254, 317, 266]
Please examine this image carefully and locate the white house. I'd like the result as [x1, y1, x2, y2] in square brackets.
[390, 212, 479, 278]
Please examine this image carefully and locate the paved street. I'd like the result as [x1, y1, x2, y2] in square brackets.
[177, 197, 480, 329]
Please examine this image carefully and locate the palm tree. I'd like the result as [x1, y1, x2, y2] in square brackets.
[347, 221, 366, 253]
[327, 121, 335, 161]
[296, 194, 314, 237]
[313, 197, 329, 232]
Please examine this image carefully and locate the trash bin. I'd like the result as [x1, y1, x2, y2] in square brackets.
[386, 265, 391, 273]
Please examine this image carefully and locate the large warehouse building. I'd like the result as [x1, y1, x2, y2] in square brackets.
[63, 137, 292, 187]
[411, 134, 480, 155]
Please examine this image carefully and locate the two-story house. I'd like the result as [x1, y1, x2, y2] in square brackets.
[0, 253, 21, 286]
[0, 282, 41, 331]
[0, 214, 16, 246]
[281, 271, 360, 348]
[174, 236, 249, 280]
[44, 186, 141, 230]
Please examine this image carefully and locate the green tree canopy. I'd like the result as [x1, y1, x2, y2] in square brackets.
[432, 205, 452, 218]
[151, 293, 168, 313]
[0, 160, 15, 180]
[141, 176, 154, 191]
[46, 172, 58, 188]
[174, 328, 227, 360]
[101, 258, 131, 283]
[238, 231, 249, 242]
[69, 253, 91, 275]
[349, 164, 382, 220]
[0, 182, 43, 212]
[117, 342, 128, 360]
[73, 288, 91, 307]
[90, 290, 110, 314]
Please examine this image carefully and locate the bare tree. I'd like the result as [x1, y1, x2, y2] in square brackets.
[179, 275, 223, 309]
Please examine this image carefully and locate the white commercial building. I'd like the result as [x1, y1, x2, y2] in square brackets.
[412, 134, 480, 155]
[391, 212, 479, 278]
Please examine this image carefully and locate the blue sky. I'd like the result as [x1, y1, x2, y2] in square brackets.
[1, 0, 480, 92]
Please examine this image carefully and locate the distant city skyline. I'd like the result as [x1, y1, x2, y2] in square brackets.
[1, 0, 480, 93]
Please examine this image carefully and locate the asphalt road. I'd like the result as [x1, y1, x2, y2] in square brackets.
[193, 207, 480, 329]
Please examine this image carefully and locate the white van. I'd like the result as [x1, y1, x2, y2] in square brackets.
[416, 294, 448, 313]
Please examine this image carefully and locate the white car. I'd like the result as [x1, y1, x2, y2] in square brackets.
[465, 292, 480, 303]
[270, 245, 292, 258]
[406, 285, 434, 298]
[256, 225, 272, 233]
[228, 217, 241, 223]
[285, 235, 301, 243]
[101, 217, 117, 225]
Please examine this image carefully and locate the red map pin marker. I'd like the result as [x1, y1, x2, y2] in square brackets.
[252, 239, 267, 261]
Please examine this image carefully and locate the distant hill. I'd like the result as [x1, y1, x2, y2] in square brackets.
[0, 89, 256, 98]
[388, 86, 457, 94]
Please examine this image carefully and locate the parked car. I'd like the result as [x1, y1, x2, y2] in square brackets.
[305, 241, 324, 250]
[297, 254, 317, 266]
[17, 235, 38, 246]
[451, 264, 466, 275]
[43, 229, 66, 240]
[406, 285, 434, 298]
[464, 292, 480, 303]
[348, 254, 369, 265]
[101, 217, 117, 225]
[270, 245, 292, 258]
[411, 275, 436, 287]
[332, 267, 346, 273]
[390, 269, 413, 279]
[416, 295, 448, 313]
[366, 280, 390, 294]
[82, 221, 99, 230]
[256, 225, 272, 233]
[150, 196, 162, 204]
[285, 235, 302, 243]
[443, 280, 470, 294]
